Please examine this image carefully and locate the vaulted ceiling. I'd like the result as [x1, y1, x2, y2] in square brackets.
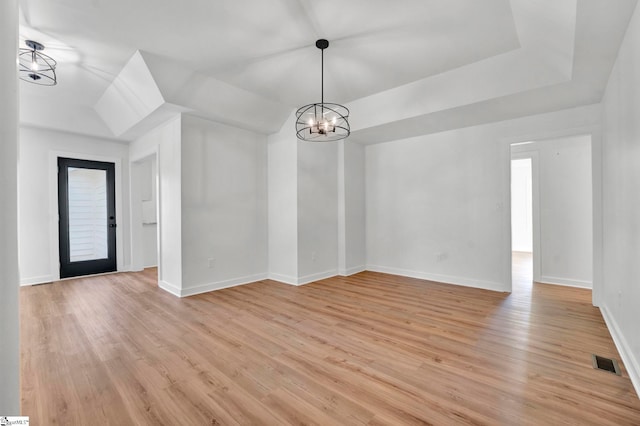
[18, 0, 638, 143]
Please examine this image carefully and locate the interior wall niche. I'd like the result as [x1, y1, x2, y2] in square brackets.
[131, 154, 158, 270]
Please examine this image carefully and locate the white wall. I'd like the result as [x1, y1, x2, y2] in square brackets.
[268, 113, 362, 286]
[142, 225, 158, 267]
[601, 0, 640, 396]
[366, 125, 508, 291]
[297, 142, 339, 283]
[539, 136, 592, 287]
[338, 140, 367, 275]
[0, 0, 19, 414]
[511, 158, 532, 252]
[18, 127, 130, 285]
[180, 114, 268, 295]
[366, 104, 601, 292]
[130, 116, 182, 293]
[267, 114, 299, 283]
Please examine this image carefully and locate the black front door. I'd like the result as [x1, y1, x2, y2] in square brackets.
[58, 157, 117, 278]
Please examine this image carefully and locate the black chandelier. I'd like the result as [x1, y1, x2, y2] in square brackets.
[295, 39, 350, 142]
[19, 40, 57, 86]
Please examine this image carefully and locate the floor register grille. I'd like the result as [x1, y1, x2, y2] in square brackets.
[592, 354, 621, 376]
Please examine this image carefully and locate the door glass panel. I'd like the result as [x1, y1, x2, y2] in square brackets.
[68, 167, 108, 262]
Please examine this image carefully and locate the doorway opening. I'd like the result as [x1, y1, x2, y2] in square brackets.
[509, 135, 593, 294]
[510, 155, 534, 291]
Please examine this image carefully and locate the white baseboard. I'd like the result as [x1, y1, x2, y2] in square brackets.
[365, 264, 508, 292]
[268, 270, 338, 286]
[600, 304, 640, 398]
[20, 275, 57, 286]
[268, 273, 299, 286]
[297, 269, 338, 286]
[180, 273, 268, 297]
[144, 264, 158, 269]
[159, 280, 181, 297]
[338, 265, 366, 276]
[539, 275, 592, 289]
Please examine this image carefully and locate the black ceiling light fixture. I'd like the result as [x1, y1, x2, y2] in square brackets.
[19, 40, 57, 86]
[295, 39, 350, 142]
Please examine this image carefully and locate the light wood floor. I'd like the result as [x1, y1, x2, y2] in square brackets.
[21, 258, 640, 425]
[512, 251, 534, 290]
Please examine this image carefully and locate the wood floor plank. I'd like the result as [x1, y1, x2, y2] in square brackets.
[20, 256, 640, 425]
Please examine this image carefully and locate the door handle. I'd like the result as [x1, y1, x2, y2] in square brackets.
[109, 224, 117, 228]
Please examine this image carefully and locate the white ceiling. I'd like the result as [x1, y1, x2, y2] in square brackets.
[18, 0, 639, 143]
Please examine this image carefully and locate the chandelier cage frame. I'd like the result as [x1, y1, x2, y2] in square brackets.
[295, 39, 350, 142]
[19, 40, 57, 86]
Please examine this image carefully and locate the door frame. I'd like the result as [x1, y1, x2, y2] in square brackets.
[49, 151, 125, 280]
[500, 125, 603, 307]
[58, 157, 117, 278]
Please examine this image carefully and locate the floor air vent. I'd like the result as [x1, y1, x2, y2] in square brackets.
[591, 354, 621, 375]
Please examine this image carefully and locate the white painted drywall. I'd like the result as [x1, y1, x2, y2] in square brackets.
[94, 51, 165, 137]
[18, 127, 130, 285]
[297, 141, 339, 283]
[540, 136, 592, 287]
[180, 114, 268, 294]
[366, 104, 601, 292]
[511, 158, 533, 252]
[0, 0, 19, 415]
[130, 116, 182, 293]
[267, 114, 299, 284]
[143, 224, 158, 267]
[340, 140, 367, 275]
[601, 1, 640, 396]
[268, 113, 357, 285]
[21, 99, 116, 141]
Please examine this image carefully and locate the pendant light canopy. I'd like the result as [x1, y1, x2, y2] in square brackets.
[19, 40, 57, 86]
[295, 39, 350, 142]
